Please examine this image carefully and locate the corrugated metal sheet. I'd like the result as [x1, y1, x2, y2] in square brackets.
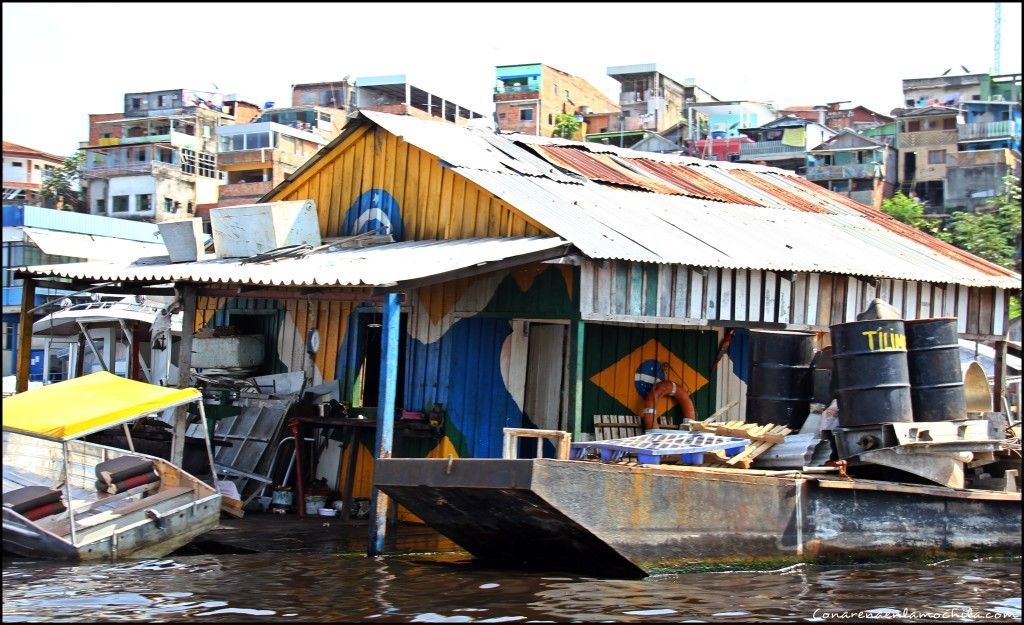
[18, 237, 569, 287]
[627, 159, 760, 205]
[534, 146, 679, 194]
[457, 170, 1019, 288]
[725, 170, 831, 214]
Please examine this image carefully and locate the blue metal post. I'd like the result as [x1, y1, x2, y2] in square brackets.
[368, 293, 400, 556]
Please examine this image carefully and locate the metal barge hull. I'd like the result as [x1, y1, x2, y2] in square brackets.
[375, 458, 1021, 578]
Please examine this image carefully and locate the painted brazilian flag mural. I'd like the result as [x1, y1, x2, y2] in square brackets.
[583, 324, 718, 431]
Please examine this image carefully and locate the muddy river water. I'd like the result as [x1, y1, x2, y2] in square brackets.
[2, 553, 1020, 622]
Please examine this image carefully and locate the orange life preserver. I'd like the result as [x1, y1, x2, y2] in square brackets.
[641, 380, 695, 430]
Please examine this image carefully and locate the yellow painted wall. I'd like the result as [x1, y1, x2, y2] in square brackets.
[267, 124, 554, 240]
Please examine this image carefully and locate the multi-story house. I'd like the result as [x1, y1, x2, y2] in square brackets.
[781, 102, 893, 131]
[737, 116, 835, 173]
[945, 100, 1022, 213]
[895, 105, 960, 210]
[291, 78, 353, 110]
[3, 142, 66, 206]
[259, 105, 348, 140]
[684, 100, 778, 142]
[80, 88, 232, 223]
[805, 130, 897, 207]
[901, 72, 1021, 109]
[494, 63, 619, 137]
[353, 74, 487, 127]
[214, 122, 328, 207]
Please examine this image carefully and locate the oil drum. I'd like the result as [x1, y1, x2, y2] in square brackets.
[830, 319, 913, 426]
[905, 317, 966, 421]
[746, 330, 815, 428]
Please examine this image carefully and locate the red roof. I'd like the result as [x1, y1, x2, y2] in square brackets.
[3, 141, 64, 163]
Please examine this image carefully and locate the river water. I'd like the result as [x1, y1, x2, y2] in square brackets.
[2, 553, 1020, 622]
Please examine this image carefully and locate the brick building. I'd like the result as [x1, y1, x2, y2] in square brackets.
[494, 63, 619, 137]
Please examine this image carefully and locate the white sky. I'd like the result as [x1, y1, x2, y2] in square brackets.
[3, 2, 1021, 157]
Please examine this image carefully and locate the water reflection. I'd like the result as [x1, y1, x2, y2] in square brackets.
[2, 555, 1020, 622]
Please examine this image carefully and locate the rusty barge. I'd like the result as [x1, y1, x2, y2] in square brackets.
[375, 457, 1021, 578]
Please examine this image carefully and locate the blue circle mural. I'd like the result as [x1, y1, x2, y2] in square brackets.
[341, 189, 404, 241]
[634, 359, 665, 399]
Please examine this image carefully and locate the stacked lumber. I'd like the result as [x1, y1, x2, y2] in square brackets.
[691, 421, 792, 469]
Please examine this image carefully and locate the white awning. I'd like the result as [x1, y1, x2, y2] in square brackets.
[21, 227, 167, 261]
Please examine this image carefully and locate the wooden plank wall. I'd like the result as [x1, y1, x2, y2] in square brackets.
[580, 260, 1010, 339]
[267, 125, 553, 241]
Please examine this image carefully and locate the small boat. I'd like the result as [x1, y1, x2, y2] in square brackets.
[2, 372, 221, 561]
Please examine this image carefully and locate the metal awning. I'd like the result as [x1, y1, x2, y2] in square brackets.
[15, 237, 573, 291]
[21, 227, 167, 261]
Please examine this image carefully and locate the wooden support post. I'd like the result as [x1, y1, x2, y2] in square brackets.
[368, 293, 399, 557]
[567, 318, 585, 441]
[15, 278, 36, 393]
[993, 339, 1007, 413]
[129, 321, 141, 381]
[171, 285, 197, 467]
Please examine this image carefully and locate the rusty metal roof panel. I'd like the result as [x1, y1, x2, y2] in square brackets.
[533, 145, 680, 193]
[725, 170, 832, 214]
[17, 237, 571, 287]
[454, 170, 1020, 287]
[626, 159, 761, 205]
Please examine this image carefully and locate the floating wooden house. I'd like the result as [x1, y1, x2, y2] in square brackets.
[15, 110, 1021, 545]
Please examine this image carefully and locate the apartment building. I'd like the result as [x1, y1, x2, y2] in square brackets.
[494, 63, 618, 137]
[3, 142, 65, 206]
[80, 88, 232, 223]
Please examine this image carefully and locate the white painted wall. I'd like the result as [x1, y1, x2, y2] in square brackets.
[108, 175, 157, 215]
[3, 157, 29, 183]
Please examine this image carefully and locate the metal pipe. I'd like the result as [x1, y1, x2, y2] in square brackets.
[197, 401, 217, 486]
[62, 442, 77, 547]
[122, 423, 135, 452]
[368, 293, 400, 556]
[76, 321, 108, 372]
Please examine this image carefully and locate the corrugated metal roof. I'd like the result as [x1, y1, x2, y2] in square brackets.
[725, 170, 831, 214]
[455, 170, 1019, 287]
[18, 237, 571, 288]
[267, 111, 1020, 288]
[627, 159, 760, 205]
[535, 146, 679, 194]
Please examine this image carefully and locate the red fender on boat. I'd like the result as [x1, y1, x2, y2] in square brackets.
[641, 380, 695, 431]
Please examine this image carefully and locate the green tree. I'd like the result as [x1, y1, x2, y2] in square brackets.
[880, 192, 938, 234]
[40, 151, 85, 211]
[939, 173, 1021, 271]
[554, 113, 582, 140]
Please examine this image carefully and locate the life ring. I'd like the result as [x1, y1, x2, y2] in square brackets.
[641, 380, 695, 430]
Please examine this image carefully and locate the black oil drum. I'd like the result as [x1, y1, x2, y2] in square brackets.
[830, 319, 913, 426]
[905, 317, 966, 422]
[746, 330, 815, 429]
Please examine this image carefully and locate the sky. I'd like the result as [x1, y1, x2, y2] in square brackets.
[3, 2, 1021, 157]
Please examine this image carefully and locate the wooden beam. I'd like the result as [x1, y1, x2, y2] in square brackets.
[197, 286, 380, 302]
[15, 278, 36, 393]
[171, 285, 197, 466]
[993, 339, 1007, 412]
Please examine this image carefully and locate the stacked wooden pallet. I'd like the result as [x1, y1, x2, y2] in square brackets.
[690, 420, 792, 469]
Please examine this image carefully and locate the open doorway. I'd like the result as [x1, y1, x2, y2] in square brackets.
[513, 320, 569, 457]
[353, 309, 407, 410]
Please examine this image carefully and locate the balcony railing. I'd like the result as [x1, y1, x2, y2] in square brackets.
[738, 141, 805, 158]
[958, 120, 1017, 141]
[219, 180, 273, 198]
[897, 129, 957, 149]
[494, 83, 540, 95]
[80, 160, 183, 178]
[946, 148, 1012, 168]
[805, 163, 878, 181]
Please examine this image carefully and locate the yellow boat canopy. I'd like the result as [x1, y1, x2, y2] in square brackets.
[2, 372, 201, 442]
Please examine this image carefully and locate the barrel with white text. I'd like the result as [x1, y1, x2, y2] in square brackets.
[830, 319, 914, 426]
